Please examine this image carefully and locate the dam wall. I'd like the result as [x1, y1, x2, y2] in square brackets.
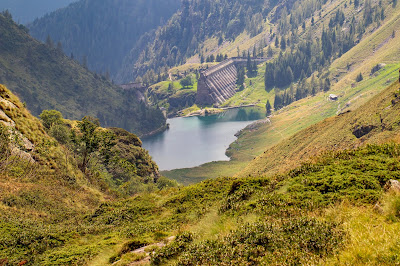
[196, 58, 267, 106]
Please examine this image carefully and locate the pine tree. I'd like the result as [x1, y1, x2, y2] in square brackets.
[267, 46, 273, 57]
[266, 100, 272, 115]
[82, 55, 88, 69]
[56, 41, 63, 54]
[275, 37, 280, 48]
[46, 35, 54, 49]
[280, 37, 286, 50]
[356, 73, 363, 82]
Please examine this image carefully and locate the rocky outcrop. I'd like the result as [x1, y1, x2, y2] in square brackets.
[196, 58, 267, 106]
[384, 179, 400, 193]
[0, 94, 35, 162]
[120, 82, 147, 102]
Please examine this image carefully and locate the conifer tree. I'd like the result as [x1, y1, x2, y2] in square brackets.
[266, 100, 272, 115]
[46, 34, 54, 48]
[275, 37, 280, 47]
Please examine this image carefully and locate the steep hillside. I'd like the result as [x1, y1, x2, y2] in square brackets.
[0, 0, 75, 24]
[2, 87, 400, 265]
[239, 80, 400, 177]
[0, 13, 166, 136]
[164, 0, 400, 183]
[28, 0, 181, 78]
[117, 0, 275, 83]
[0, 84, 176, 264]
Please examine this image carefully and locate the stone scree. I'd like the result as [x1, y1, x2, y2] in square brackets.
[196, 57, 267, 106]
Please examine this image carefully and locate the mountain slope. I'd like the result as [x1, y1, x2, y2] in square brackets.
[117, 0, 276, 83]
[0, 0, 75, 24]
[0, 13, 165, 136]
[163, 0, 400, 183]
[28, 0, 181, 78]
[239, 80, 400, 177]
[0, 84, 176, 263]
[2, 81, 400, 265]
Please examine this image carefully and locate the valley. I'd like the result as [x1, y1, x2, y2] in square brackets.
[2, 0, 400, 264]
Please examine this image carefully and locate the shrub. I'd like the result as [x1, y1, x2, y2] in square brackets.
[49, 124, 70, 144]
[39, 110, 63, 129]
[151, 232, 193, 265]
[172, 218, 345, 265]
[356, 72, 363, 82]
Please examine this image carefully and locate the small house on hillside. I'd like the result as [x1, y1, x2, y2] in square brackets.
[329, 94, 338, 101]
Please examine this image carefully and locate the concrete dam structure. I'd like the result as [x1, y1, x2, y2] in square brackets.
[196, 57, 267, 106]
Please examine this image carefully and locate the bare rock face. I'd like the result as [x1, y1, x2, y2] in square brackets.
[0, 95, 35, 162]
[0, 109, 15, 127]
[384, 179, 400, 193]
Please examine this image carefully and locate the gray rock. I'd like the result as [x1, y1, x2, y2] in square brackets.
[384, 179, 400, 193]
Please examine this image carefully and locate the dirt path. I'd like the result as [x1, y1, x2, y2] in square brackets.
[124, 236, 175, 266]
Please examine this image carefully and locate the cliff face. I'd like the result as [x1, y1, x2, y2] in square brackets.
[196, 58, 266, 106]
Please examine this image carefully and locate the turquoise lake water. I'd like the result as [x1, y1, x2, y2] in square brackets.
[142, 107, 265, 171]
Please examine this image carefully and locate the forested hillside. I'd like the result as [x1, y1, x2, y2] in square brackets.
[0, 12, 166, 136]
[117, 0, 275, 83]
[28, 0, 181, 78]
[0, 0, 75, 24]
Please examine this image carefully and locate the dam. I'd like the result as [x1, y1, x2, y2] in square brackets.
[196, 57, 267, 106]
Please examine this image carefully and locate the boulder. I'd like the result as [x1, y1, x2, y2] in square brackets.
[384, 179, 400, 193]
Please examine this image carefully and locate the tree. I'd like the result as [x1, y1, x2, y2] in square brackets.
[46, 34, 54, 49]
[180, 76, 193, 88]
[39, 110, 63, 129]
[356, 73, 363, 82]
[324, 78, 331, 91]
[275, 36, 280, 47]
[73, 116, 101, 172]
[237, 67, 245, 87]
[267, 46, 273, 57]
[266, 100, 272, 115]
[280, 37, 286, 50]
[56, 41, 63, 54]
[168, 82, 174, 92]
[82, 55, 88, 69]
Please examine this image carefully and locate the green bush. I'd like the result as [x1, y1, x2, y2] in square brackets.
[153, 218, 346, 265]
[39, 110, 63, 129]
[151, 232, 193, 265]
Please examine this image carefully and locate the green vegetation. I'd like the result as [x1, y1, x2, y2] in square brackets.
[0, 84, 177, 264]
[148, 74, 198, 116]
[3, 0, 400, 264]
[28, 0, 180, 79]
[119, 0, 275, 81]
[0, 13, 165, 136]
[2, 81, 400, 265]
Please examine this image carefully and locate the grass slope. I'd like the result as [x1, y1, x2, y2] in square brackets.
[91, 144, 400, 264]
[239, 80, 400, 177]
[2, 86, 400, 265]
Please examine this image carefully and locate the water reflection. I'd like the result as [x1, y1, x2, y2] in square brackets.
[142, 107, 265, 171]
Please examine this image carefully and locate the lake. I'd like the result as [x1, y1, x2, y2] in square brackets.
[142, 107, 265, 171]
